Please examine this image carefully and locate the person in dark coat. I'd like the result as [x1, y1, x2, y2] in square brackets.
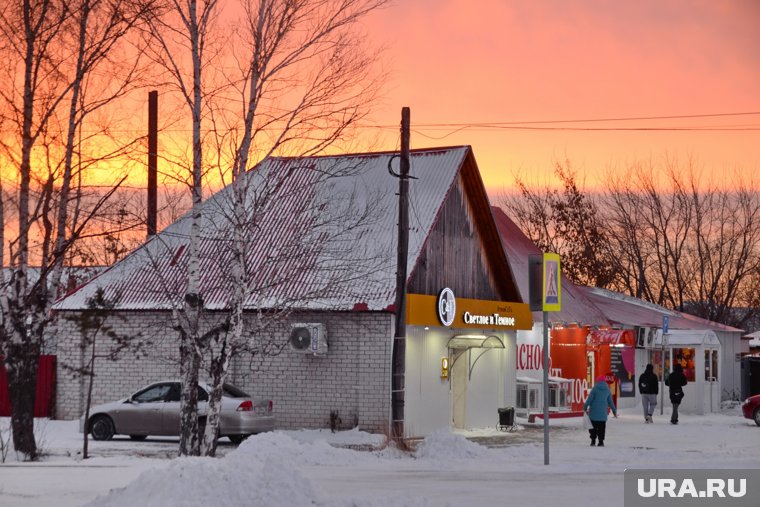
[665, 363, 688, 424]
[583, 375, 618, 447]
[638, 363, 659, 423]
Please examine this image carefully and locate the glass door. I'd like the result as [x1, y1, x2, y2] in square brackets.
[704, 349, 719, 412]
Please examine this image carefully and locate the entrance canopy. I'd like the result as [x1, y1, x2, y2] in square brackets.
[447, 335, 505, 350]
[588, 329, 636, 347]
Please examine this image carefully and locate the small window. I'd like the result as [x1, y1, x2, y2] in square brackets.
[516, 384, 528, 409]
[134, 384, 171, 403]
[672, 348, 696, 382]
[648, 349, 671, 380]
[197, 385, 209, 402]
[166, 383, 181, 402]
[222, 383, 249, 398]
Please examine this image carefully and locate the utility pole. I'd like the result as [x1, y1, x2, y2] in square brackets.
[147, 90, 158, 239]
[391, 107, 411, 442]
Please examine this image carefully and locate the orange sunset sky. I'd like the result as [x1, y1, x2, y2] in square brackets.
[359, 0, 760, 192]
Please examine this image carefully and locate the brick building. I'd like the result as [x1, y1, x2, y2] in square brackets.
[53, 147, 531, 437]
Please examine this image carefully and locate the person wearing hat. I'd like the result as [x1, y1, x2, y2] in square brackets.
[638, 363, 659, 423]
[666, 363, 688, 424]
[583, 375, 618, 446]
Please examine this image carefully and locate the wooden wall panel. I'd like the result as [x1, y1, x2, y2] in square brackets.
[408, 174, 500, 300]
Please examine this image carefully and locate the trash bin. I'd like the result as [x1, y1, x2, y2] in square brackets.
[498, 406, 515, 427]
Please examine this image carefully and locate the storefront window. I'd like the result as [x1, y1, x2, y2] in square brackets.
[610, 346, 635, 397]
[648, 349, 670, 379]
[672, 348, 696, 381]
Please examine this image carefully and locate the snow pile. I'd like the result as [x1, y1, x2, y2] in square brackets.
[234, 431, 369, 466]
[84, 432, 432, 507]
[285, 427, 386, 448]
[414, 429, 488, 460]
[84, 452, 321, 507]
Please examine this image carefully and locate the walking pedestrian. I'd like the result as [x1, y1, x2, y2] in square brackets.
[638, 363, 658, 423]
[583, 375, 618, 447]
[666, 363, 688, 425]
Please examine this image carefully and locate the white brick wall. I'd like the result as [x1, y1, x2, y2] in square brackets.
[54, 310, 394, 434]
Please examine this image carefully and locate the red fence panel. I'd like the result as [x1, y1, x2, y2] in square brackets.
[0, 355, 57, 418]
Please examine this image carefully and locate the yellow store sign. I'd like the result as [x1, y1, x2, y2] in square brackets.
[406, 290, 533, 330]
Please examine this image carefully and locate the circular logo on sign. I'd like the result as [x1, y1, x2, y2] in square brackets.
[437, 288, 456, 327]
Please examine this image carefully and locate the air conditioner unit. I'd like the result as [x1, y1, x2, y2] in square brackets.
[636, 327, 646, 348]
[636, 327, 653, 348]
[289, 323, 328, 356]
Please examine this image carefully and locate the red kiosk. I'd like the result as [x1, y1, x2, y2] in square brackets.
[586, 329, 636, 408]
[549, 324, 591, 412]
[549, 326, 636, 411]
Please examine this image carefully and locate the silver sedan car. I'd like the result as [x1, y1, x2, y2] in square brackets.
[82, 381, 275, 444]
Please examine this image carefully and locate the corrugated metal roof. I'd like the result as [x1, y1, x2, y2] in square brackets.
[55, 147, 471, 311]
[491, 206, 610, 326]
[579, 286, 744, 333]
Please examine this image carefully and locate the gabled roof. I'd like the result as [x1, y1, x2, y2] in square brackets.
[580, 286, 744, 334]
[56, 146, 503, 312]
[491, 206, 609, 326]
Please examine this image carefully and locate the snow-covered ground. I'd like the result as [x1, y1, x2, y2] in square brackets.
[1, 405, 758, 507]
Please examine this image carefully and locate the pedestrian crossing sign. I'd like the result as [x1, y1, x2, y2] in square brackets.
[542, 253, 561, 312]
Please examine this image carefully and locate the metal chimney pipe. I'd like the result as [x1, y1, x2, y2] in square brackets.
[147, 90, 158, 238]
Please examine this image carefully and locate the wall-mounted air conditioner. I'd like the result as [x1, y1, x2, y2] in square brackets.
[636, 327, 653, 348]
[289, 323, 328, 356]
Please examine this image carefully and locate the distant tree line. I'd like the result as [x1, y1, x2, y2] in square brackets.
[500, 159, 760, 331]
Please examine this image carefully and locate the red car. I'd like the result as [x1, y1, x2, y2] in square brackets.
[742, 394, 760, 426]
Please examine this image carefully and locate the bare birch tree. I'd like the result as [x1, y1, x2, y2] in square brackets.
[197, 0, 387, 457]
[145, 0, 387, 456]
[143, 0, 221, 457]
[0, 0, 152, 459]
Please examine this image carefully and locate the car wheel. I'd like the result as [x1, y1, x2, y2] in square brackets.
[90, 415, 115, 441]
[228, 435, 249, 445]
[129, 435, 148, 441]
[754, 408, 760, 427]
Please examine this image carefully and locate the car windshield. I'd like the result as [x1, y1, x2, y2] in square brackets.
[222, 383, 249, 398]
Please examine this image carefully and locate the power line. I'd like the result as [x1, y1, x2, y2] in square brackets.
[410, 125, 760, 141]
[2, 112, 758, 136]
[366, 111, 760, 128]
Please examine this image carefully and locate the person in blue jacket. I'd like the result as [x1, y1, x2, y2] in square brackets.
[583, 375, 618, 447]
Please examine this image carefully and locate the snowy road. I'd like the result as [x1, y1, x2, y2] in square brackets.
[1, 408, 758, 507]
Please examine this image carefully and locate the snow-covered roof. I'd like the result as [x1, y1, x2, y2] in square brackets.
[580, 286, 743, 334]
[491, 206, 610, 326]
[54, 147, 476, 312]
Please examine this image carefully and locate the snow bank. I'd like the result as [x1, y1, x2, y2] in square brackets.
[84, 432, 433, 507]
[414, 429, 488, 460]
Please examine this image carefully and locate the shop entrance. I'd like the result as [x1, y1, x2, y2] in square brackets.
[448, 335, 506, 430]
[450, 349, 468, 429]
[704, 349, 719, 413]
